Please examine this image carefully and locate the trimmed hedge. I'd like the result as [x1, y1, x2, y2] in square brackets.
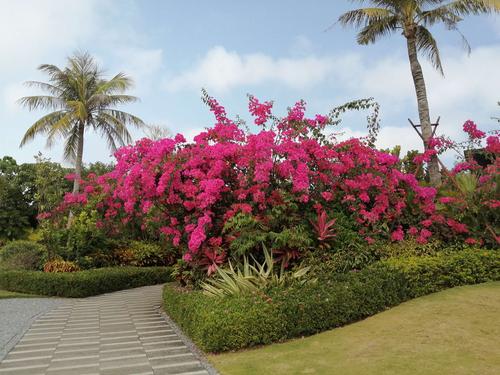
[163, 249, 500, 352]
[0, 266, 172, 297]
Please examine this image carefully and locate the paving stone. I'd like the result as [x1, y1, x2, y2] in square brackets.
[0, 285, 214, 374]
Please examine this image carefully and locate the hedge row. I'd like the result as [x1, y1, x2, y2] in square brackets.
[0, 266, 172, 297]
[163, 249, 500, 352]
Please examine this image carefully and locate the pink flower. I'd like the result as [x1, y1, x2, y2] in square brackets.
[452, 161, 478, 175]
[174, 133, 186, 143]
[439, 197, 457, 204]
[321, 191, 333, 201]
[391, 227, 404, 242]
[463, 120, 485, 140]
[447, 219, 469, 234]
[421, 219, 433, 228]
[485, 135, 500, 154]
[485, 200, 500, 209]
[413, 149, 437, 164]
[365, 236, 375, 245]
[420, 228, 432, 239]
[84, 185, 94, 194]
[408, 227, 419, 236]
[465, 238, 478, 245]
[358, 192, 370, 203]
[248, 96, 273, 126]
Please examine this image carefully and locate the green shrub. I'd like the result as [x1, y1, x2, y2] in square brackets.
[377, 238, 445, 259]
[164, 286, 283, 352]
[0, 240, 47, 270]
[0, 266, 172, 297]
[65, 210, 111, 260]
[128, 241, 175, 266]
[163, 249, 500, 352]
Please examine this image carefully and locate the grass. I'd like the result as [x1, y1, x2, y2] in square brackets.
[0, 290, 41, 299]
[210, 282, 500, 375]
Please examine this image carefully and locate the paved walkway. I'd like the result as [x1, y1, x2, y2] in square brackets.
[0, 285, 212, 375]
[0, 298, 65, 360]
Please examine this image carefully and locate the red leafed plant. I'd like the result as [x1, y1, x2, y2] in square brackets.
[199, 247, 226, 276]
[311, 210, 336, 245]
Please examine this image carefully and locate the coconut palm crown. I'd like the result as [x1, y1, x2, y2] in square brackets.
[19, 51, 145, 193]
[338, 0, 500, 186]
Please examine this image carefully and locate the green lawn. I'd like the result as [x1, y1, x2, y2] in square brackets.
[0, 290, 41, 299]
[210, 282, 500, 375]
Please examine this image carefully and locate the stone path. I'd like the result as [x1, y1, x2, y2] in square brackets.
[0, 285, 212, 375]
[0, 298, 65, 360]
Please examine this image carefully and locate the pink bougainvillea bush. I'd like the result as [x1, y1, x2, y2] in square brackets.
[52, 96, 498, 274]
[412, 120, 499, 247]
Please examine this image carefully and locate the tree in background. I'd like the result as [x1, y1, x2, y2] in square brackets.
[33, 154, 72, 214]
[19, 51, 146, 193]
[338, 0, 500, 186]
[143, 124, 171, 140]
[0, 157, 35, 241]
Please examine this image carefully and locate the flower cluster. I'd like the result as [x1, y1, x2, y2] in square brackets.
[55, 96, 497, 269]
[463, 120, 486, 140]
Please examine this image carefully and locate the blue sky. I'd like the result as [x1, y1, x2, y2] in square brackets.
[1, 0, 499, 166]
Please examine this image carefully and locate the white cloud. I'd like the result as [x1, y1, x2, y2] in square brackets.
[166, 46, 347, 93]
[0, 0, 101, 72]
[335, 45, 500, 155]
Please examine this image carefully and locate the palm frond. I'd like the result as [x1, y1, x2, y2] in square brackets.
[37, 64, 64, 80]
[18, 96, 65, 111]
[19, 111, 66, 147]
[23, 81, 64, 95]
[88, 94, 139, 109]
[101, 109, 146, 129]
[446, 0, 500, 16]
[45, 114, 76, 148]
[96, 73, 134, 94]
[415, 25, 444, 74]
[62, 127, 80, 162]
[357, 15, 399, 44]
[66, 100, 88, 122]
[96, 113, 134, 148]
[338, 7, 395, 28]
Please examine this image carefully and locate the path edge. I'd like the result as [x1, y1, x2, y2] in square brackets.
[158, 301, 220, 375]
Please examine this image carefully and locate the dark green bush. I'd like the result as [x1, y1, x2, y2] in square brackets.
[0, 240, 47, 270]
[0, 266, 172, 297]
[127, 241, 176, 266]
[163, 249, 499, 352]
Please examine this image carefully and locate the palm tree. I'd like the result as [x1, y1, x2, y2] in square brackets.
[19, 51, 145, 193]
[338, 0, 500, 186]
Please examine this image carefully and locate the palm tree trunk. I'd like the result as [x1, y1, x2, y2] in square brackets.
[72, 122, 85, 194]
[406, 36, 441, 186]
[67, 122, 85, 229]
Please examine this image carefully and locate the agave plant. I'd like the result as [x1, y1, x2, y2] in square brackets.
[201, 245, 312, 297]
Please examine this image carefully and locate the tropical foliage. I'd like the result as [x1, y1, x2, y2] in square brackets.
[47, 94, 498, 281]
[19, 52, 145, 193]
[338, 0, 500, 185]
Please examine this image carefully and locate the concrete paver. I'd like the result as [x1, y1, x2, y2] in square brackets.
[0, 285, 212, 375]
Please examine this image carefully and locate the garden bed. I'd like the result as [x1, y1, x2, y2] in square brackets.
[0, 266, 172, 297]
[163, 249, 500, 352]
